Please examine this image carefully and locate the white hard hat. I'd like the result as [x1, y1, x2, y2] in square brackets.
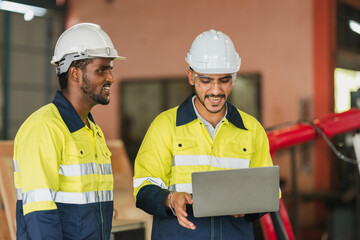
[51, 23, 125, 74]
[185, 29, 241, 74]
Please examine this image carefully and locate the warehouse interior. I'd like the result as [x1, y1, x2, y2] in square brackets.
[0, 0, 360, 239]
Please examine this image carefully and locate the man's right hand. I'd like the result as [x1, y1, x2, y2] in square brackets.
[165, 191, 196, 230]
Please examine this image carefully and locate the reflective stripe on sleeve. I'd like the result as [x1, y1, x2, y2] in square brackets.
[173, 155, 250, 169]
[98, 163, 112, 175]
[23, 189, 56, 204]
[54, 190, 113, 204]
[169, 183, 192, 194]
[133, 177, 168, 189]
[16, 188, 22, 200]
[13, 160, 19, 172]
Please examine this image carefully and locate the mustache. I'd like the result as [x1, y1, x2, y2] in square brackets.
[205, 94, 225, 98]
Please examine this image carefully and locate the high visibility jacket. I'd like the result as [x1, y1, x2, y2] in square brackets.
[14, 91, 114, 240]
[133, 95, 273, 240]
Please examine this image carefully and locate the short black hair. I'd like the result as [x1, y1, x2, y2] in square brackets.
[57, 58, 93, 90]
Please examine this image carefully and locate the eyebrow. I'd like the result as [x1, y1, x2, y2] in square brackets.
[219, 75, 233, 80]
[197, 75, 212, 80]
[99, 65, 113, 70]
[197, 75, 232, 80]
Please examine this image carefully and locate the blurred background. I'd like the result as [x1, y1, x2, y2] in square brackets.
[0, 0, 360, 239]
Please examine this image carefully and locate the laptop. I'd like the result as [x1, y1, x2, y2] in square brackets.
[192, 166, 280, 218]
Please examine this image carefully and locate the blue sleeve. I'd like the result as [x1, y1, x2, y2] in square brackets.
[23, 210, 63, 239]
[136, 185, 172, 217]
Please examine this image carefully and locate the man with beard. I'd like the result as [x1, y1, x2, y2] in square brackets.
[13, 23, 125, 239]
[133, 29, 274, 240]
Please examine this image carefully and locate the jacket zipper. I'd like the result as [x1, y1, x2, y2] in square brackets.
[95, 129, 105, 240]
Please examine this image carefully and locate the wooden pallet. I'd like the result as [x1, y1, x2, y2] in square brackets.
[0, 141, 16, 240]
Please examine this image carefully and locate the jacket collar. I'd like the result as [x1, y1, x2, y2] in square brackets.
[176, 94, 247, 130]
[52, 91, 95, 133]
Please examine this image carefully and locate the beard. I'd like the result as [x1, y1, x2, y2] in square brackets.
[194, 88, 227, 114]
[80, 74, 110, 105]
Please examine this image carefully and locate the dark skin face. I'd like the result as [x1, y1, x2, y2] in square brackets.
[79, 60, 114, 105]
[62, 58, 115, 127]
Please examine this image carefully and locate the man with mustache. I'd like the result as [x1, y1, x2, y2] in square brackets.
[13, 23, 125, 239]
[133, 29, 274, 239]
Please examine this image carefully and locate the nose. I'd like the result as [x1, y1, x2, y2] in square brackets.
[106, 70, 115, 83]
[208, 80, 222, 93]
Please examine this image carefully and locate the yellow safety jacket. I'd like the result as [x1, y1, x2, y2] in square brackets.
[14, 91, 113, 240]
[134, 95, 272, 197]
[133, 94, 273, 240]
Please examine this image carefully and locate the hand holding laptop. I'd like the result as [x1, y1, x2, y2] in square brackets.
[166, 191, 247, 230]
[164, 166, 279, 230]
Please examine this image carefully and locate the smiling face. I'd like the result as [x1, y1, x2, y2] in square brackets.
[188, 69, 234, 121]
[80, 58, 115, 105]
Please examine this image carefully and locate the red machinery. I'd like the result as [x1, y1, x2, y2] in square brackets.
[260, 108, 360, 240]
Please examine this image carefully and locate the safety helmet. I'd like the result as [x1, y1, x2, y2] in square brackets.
[51, 23, 125, 74]
[185, 29, 241, 74]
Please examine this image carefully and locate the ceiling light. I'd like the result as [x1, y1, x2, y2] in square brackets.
[24, 9, 34, 21]
[349, 20, 360, 35]
[0, 0, 47, 21]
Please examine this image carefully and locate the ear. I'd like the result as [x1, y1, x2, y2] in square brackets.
[68, 66, 81, 83]
[187, 70, 195, 86]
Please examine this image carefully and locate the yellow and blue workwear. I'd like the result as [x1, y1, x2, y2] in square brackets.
[133, 94, 273, 240]
[14, 91, 113, 240]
